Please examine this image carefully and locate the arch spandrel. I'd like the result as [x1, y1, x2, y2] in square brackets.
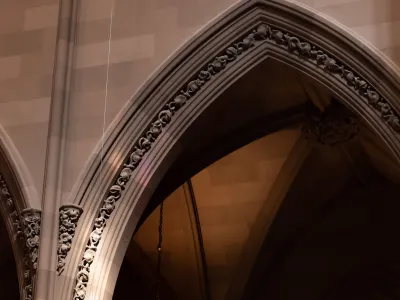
[60, 1, 400, 299]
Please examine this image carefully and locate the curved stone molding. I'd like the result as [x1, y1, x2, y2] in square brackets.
[0, 174, 27, 300]
[0, 176, 37, 300]
[0, 175, 24, 242]
[72, 19, 400, 299]
[20, 209, 41, 300]
[267, 29, 399, 132]
[0, 125, 41, 210]
[0, 128, 40, 299]
[302, 104, 360, 146]
[57, 204, 83, 275]
[72, 23, 269, 300]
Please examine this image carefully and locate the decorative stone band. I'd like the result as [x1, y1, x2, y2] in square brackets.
[58, 204, 83, 275]
[0, 175, 24, 243]
[0, 176, 41, 300]
[20, 208, 41, 300]
[20, 209, 41, 271]
[302, 103, 361, 146]
[0, 175, 28, 299]
[73, 23, 400, 299]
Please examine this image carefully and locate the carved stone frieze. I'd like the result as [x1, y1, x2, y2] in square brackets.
[23, 269, 33, 300]
[57, 204, 83, 275]
[274, 31, 400, 131]
[74, 21, 400, 299]
[0, 175, 24, 242]
[302, 104, 360, 146]
[20, 209, 41, 300]
[20, 209, 41, 271]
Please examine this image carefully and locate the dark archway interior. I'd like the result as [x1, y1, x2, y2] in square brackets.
[113, 57, 400, 299]
[244, 145, 400, 300]
[0, 214, 20, 299]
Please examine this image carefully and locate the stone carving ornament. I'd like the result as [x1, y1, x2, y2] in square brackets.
[74, 21, 400, 299]
[302, 104, 360, 146]
[21, 209, 41, 271]
[0, 175, 24, 242]
[20, 209, 41, 300]
[57, 204, 83, 275]
[0, 175, 41, 300]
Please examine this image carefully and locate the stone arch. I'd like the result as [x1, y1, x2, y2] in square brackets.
[61, 0, 400, 299]
[0, 125, 41, 299]
[0, 125, 41, 210]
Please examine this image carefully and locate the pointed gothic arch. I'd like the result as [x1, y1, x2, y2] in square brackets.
[61, 1, 400, 299]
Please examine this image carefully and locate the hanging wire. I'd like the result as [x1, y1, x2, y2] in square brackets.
[100, 0, 115, 171]
[156, 201, 164, 299]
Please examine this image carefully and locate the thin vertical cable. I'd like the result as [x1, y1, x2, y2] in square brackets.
[100, 0, 115, 170]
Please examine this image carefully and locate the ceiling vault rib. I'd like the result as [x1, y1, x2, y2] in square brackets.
[184, 180, 211, 300]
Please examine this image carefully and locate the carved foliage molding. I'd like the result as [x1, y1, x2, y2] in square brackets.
[20, 208, 41, 300]
[302, 104, 361, 146]
[74, 22, 400, 299]
[0, 175, 41, 300]
[0, 175, 24, 242]
[58, 204, 83, 275]
[73, 22, 269, 300]
[21, 209, 41, 271]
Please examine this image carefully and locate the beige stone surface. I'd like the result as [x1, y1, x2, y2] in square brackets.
[0, 0, 58, 198]
[0, 56, 21, 81]
[61, 0, 239, 201]
[23, 4, 59, 30]
[58, 0, 400, 203]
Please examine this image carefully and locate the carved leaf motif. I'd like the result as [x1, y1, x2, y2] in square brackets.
[302, 104, 360, 146]
[0, 175, 34, 299]
[19, 209, 41, 300]
[21, 210, 41, 271]
[57, 205, 83, 275]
